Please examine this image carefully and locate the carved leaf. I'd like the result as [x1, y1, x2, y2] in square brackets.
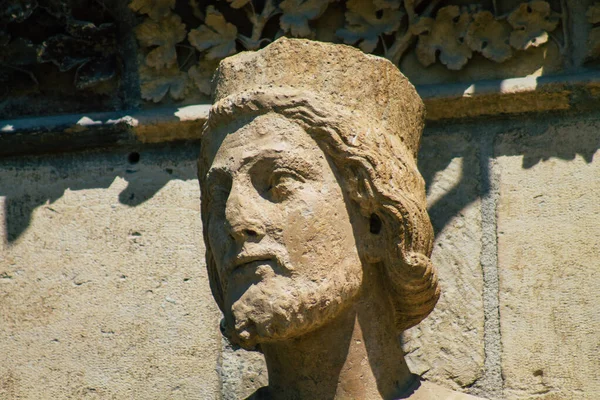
[38, 34, 98, 71]
[466, 11, 513, 63]
[189, 0, 204, 20]
[134, 13, 187, 69]
[373, 0, 402, 10]
[336, 0, 403, 53]
[507, 1, 559, 50]
[410, 16, 433, 35]
[280, 0, 332, 38]
[189, 6, 238, 60]
[587, 27, 600, 60]
[0, 0, 37, 23]
[415, 6, 472, 70]
[587, 4, 600, 60]
[37, 0, 70, 19]
[67, 20, 116, 41]
[188, 59, 219, 95]
[226, 0, 251, 9]
[587, 3, 600, 24]
[75, 57, 117, 90]
[129, 0, 175, 21]
[139, 63, 189, 102]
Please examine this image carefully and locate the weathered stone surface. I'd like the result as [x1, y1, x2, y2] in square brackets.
[496, 119, 600, 399]
[404, 133, 484, 390]
[0, 147, 221, 399]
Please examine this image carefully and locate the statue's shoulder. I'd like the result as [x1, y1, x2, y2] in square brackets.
[407, 380, 487, 400]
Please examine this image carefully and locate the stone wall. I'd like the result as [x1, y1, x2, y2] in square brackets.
[2, 1, 600, 399]
[2, 112, 598, 399]
[0, 145, 222, 399]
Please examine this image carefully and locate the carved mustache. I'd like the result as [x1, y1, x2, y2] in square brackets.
[224, 247, 293, 277]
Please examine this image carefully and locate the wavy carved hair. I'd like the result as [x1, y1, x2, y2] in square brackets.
[198, 88, 440, 333]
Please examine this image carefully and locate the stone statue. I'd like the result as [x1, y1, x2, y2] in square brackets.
[198, 38, 483, 400]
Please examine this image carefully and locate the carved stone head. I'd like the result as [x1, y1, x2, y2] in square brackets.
[198, 38, 439, 351]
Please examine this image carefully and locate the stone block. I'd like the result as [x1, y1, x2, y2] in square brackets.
[496, 119, 600, 399]
[0, 147, 221, 399]
[404, 132, 485, 390]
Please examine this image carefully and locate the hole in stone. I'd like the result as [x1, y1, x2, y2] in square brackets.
[481, 40, 488, 49]
[533, 369, 544, 377]
[245, 229, 258, 237]
[376, 9, 383, 19]
[453, 15, 460, 23]
[370, 214, 382, 234]
[527, 5, 532, 13]
[128, 152, 140, 164]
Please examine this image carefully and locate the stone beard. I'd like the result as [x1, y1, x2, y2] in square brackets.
[198, 38, 482, 399]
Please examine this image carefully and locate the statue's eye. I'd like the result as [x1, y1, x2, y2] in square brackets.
[267, 169, 304, 201]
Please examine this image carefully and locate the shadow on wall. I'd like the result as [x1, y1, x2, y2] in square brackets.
[1, 143, 199, 243]
[497, 119, 599, 169]
[2, 113, 600, 244]
[420, 112, 600, 237]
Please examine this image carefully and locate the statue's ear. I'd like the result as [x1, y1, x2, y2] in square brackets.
[341, 165, 385, 263]
[362, 212, 384, 263]
[369, 213, 382, 234]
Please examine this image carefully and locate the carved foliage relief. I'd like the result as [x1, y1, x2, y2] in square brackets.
[0, 0, 118, 97]
[587, 2, 600, 61]
[130, 0, 565, 103]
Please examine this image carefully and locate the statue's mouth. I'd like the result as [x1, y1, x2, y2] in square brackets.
[232, 256, 275, 272]
[224, 247, 293, 278]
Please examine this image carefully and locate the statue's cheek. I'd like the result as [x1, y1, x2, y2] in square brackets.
[280, 207, 311, 267]
[278, 189, 349, 275]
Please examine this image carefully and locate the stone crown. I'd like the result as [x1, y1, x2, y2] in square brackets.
[212, 38, 425, 159]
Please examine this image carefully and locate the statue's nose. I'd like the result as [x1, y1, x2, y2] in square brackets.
[225, 182, 266, 243]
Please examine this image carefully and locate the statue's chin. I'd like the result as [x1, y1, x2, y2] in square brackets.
[223, 273, 361, 350]
[227, 277, 311, 350]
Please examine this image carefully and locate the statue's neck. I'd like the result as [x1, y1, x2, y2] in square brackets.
[260, 272, 416, 400]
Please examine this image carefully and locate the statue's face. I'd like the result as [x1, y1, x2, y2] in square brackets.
[202, 113, 363, 348]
